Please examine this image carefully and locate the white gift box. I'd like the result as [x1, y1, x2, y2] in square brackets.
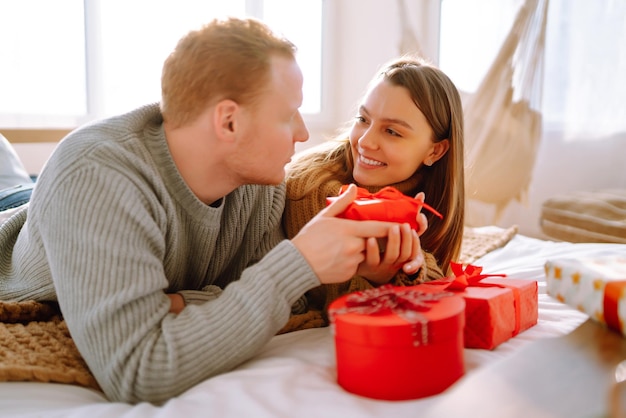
[545, 257, 626, 336]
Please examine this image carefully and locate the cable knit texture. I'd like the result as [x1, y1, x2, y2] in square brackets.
[282, 146, 445, 326]
[0, 104, 320, 404]
[0, 300, 99, 390]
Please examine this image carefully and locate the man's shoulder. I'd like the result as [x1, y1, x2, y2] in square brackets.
[60, 104, 161, 148]
[48, 105, 162, 174]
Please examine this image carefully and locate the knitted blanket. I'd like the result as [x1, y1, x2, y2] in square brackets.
[0, 226, 517, 389]
[0, 300, 100, 390]
[459, 225, 519, 265]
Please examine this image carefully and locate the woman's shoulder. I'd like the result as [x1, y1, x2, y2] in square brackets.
[286, 168, 343, 200]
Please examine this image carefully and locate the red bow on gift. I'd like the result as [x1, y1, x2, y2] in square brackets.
[446, 262, 507, 290]
[326, 185, 443, 231]
[422, 262, 507, 291]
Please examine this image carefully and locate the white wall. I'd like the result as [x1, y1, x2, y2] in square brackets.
[13, 142, 57, 175]
[13, 0, 626, 239]
[305, 0, 440, 147]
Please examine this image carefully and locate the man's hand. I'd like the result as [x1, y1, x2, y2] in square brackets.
[292, 184, 399, 284]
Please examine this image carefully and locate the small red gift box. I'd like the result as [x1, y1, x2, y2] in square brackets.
[421, 263, 538, 350]
[328, 285, 465, 400]
[461, 284, 516, 349]
[462, 278, 538, 349]
[326, 185, 442, 231]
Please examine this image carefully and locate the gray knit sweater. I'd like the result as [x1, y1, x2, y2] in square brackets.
[0, 104, 319, 404]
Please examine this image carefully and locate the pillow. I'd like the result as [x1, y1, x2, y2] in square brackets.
[540, 189, 626, 244]
[0, 134, 33, 190]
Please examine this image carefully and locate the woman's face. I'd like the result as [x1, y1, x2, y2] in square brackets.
[349, 79, 437, 187]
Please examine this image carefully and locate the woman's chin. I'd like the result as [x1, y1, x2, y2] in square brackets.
[353, 173, 386, 188]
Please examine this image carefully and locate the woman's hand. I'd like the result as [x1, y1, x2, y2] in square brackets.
[356, 222, 423, 284]
[414, 192, 429, 237]
[355, 191, 430, 283]
[167, 293, 185, 314]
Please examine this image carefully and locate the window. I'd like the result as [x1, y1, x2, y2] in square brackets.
[439, 0, 520, 94]
[0, 0, 86, 125]
[439, 0, 626, 140]
[0, 0, 324, 128]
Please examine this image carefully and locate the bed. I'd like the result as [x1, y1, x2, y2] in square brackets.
[1, 227, 625, 418]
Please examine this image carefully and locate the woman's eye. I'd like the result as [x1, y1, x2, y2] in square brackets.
[386, 128, 400, 137]
[355, 115, 367, 124]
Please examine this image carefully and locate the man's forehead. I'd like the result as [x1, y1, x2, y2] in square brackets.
[267, 56, 304, 106]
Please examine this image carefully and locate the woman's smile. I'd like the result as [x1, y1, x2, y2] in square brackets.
[358, 153, 387, 167]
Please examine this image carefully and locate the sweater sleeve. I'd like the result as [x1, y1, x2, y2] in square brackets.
[37, 166, 319, 404]
[391, 250, 446, 285]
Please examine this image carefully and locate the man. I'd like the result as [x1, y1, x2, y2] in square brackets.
[0, 17, 423, 404]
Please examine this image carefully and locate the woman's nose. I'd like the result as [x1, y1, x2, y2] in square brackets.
[358, 128, 378, 150]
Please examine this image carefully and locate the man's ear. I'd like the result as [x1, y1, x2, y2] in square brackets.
[213, 99, 239, 142]
[423, 139, 450, 166]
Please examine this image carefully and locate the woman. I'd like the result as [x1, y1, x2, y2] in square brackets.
[283, 55, 465, 322]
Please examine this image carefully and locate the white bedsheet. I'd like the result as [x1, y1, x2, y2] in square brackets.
[1, 232, 624, 418]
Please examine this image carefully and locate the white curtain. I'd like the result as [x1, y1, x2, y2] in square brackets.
[464, 0, 626, 225]
[463, 0, 549, 223]
[396, 0, 549, 224]
[543, 0, 626, 141]
[398, 0, 626, 226]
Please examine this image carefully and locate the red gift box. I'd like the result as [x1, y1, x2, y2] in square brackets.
[326, 185, 443, 231]
[328, 285, 465, 400]
[421, 263, 538, 350]
[461, 285, 516, 349]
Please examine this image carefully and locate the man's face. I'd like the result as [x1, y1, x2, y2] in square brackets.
[231, 56, 309, 185]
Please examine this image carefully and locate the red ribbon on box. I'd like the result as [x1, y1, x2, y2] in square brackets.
[604, 281, 626, 334]
[329, 284, 453, 345]
[339, 284, 452, 314]
[327, 185, 443, 231]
